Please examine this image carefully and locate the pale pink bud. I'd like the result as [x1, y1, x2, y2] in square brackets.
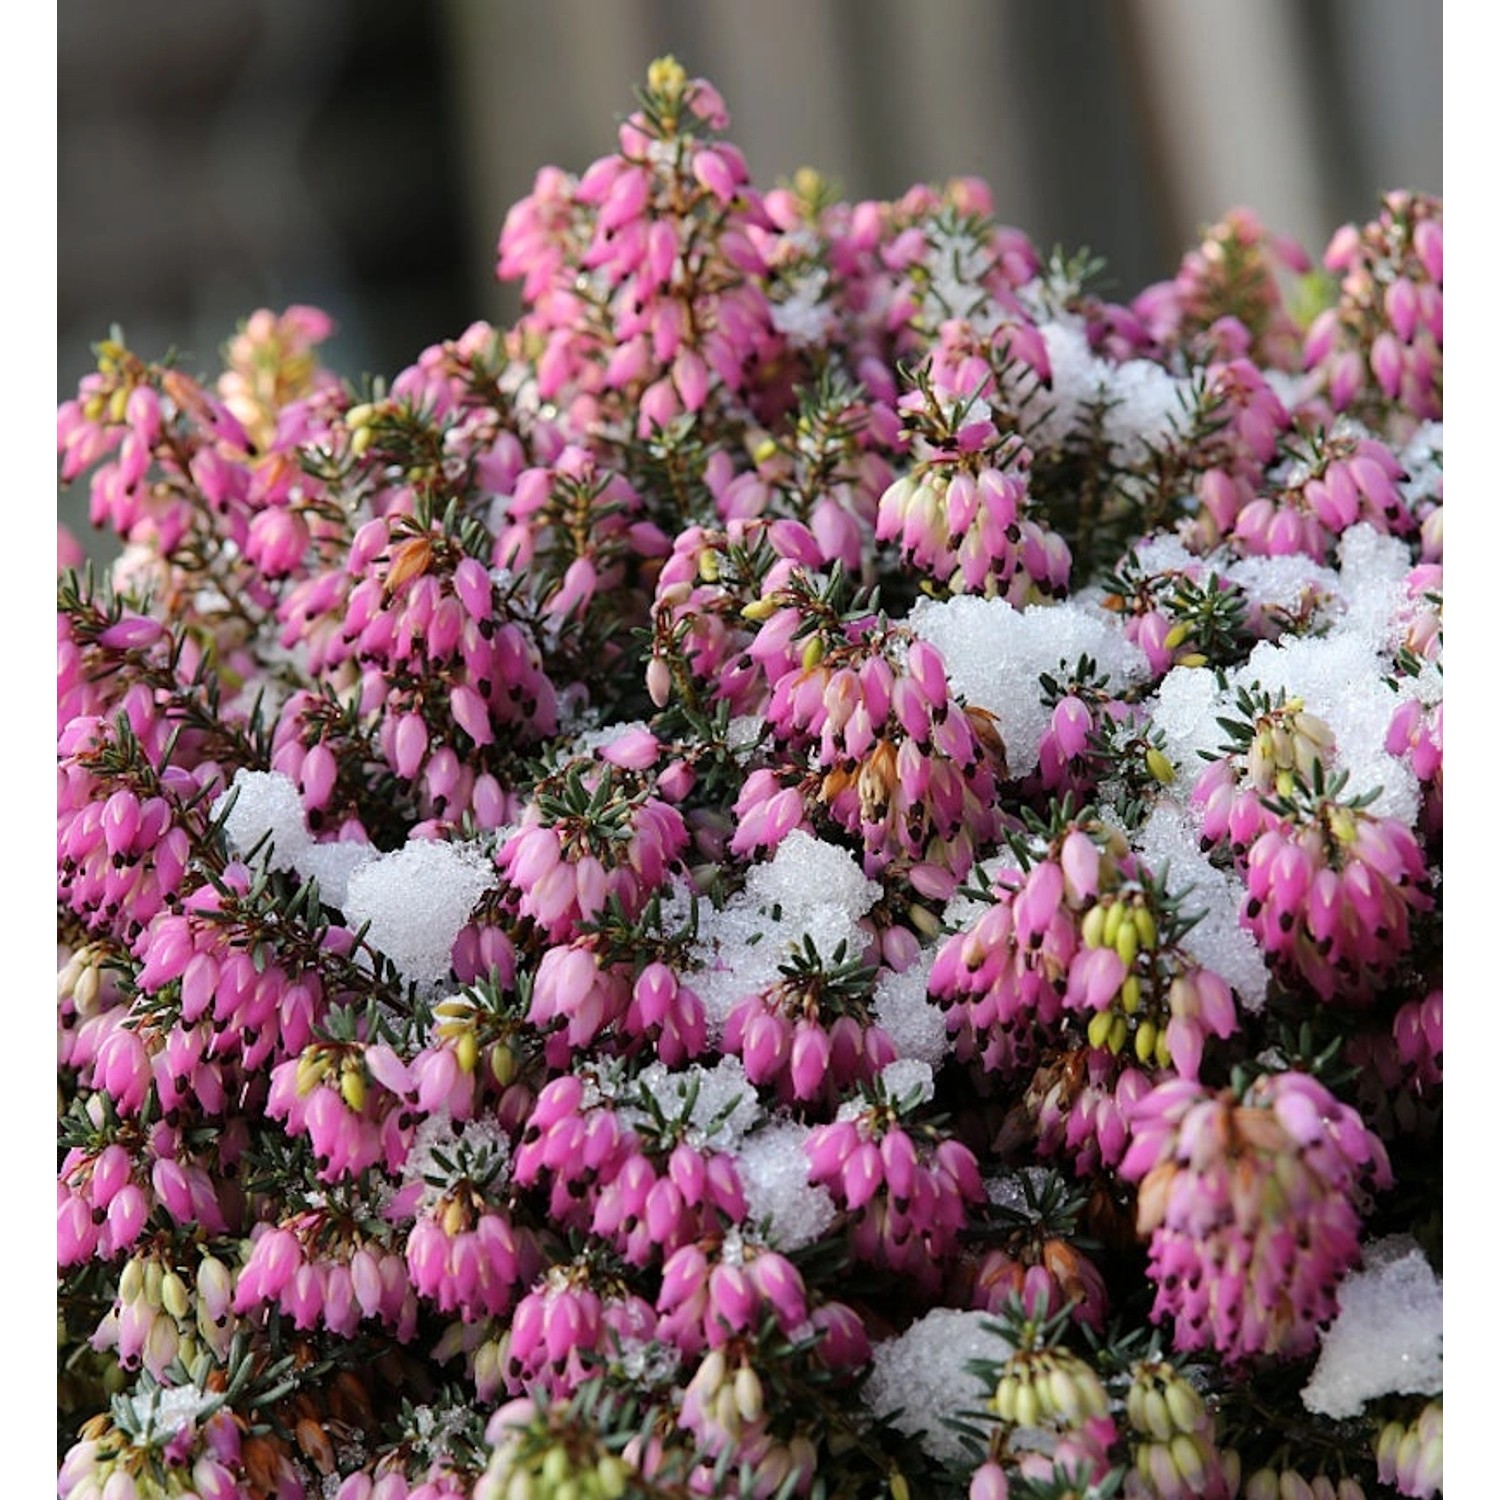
[98, 616, 166, 652]
[300, 742, 338, 809]
[392, 712, 429, 780]
[789, 1022, 831, 1099]
[970, 1461, 1009, 1500]
[449, 683, 493, 746]
[1051, 697, 1093, 762]
[693, 148, 737, 202]
[673, 349, 709, 412]
[808, 1300, 871, 1368]
[842, 1140, 883, 1210]
[546, 555, 598, 619]
[1060, 830, 1100, 901]
[646, 656, 673, 708]
[453, 556, 492, 620]
[246, 507, 310, 576]
[1371, 332, 1404, 399]
[1385, 277, 1420, 342]
[708, 1264, 756, 1333]
[599, 726, 659, 770]
[1413, 218, 1442, 282]
[105, 1183, 149, 1252]
[1066, 946, 1126, 1011]
[1329, 350, 1363, 409]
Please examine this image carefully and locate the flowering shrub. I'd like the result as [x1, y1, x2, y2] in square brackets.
[58, 58, 1443, 1500]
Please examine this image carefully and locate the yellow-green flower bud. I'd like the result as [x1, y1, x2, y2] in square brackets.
[1170, 1432, 1207, 1489]
[1163, 1376, 1204, 1434]
[908, 903, 941, 939]
[490, 1043, 518, 1088]
[1012, 1376, 1041, 1430]
[456, 1030, 480, 1075]
[145, 1311, 179, 1374]
[1048, 1355, 1107, 1421]
[1044, 1364, 1078, 1423]
[1141, 1385, 1173, 1442]
[1155, 1028, 1173, 1069]
[197, 1254, 232, 1308]
[1103, 901, 1126, 949]
[541, 1446, 571, 1487]
[1133, 904, 1158, 950]
[1134, 1019, 1159, 1066]
[1081, 903, 1108, 949]
[1244, 1468, 1280, 1500]
[1087, 1009, 1116, 1051]
[160, 1270, 190, 1321]
[119, 1257, 145, 1306]
[434, 995, 476, 1029]
[693, 1348, 727, 1399]
[295, 1050, 329, 1097]
[1328, 807, 1358, 844]
[339, 1059, 367, 1114]
[734, 1365, 765, 1422]
[647, 54, 687, 99]
[713, 1384, 741, 1436]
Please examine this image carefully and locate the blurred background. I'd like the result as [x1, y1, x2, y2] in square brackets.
[57, 0, 1441, 521]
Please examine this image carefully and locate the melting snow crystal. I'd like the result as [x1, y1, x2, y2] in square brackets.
[909, 596, 1149, 778]
[1102, 359, 1193, 469]
[1149, 666, 1232, 779]
[214, 769, 312, 873]
[689, 832, 879, 1035]
[1232, 632, 1418, 822]
[1135, 804, 1268, 1009]
[871, 955, 950, 1068]
[621, 1057, 761, 1151]
[1302, 1237, 1443, 1419]
[343, 839, 494, 991]
[212, 768, 378, 910]
[863, 1308, 1014, 1464]
[295, 840, 379, 912]
[736, 1120, 837, 1252]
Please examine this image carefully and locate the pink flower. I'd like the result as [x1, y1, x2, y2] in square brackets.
[1120, 1071, 1391, 1361]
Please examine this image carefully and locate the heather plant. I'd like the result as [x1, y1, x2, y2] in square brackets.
[58, 58, 1442, 1500]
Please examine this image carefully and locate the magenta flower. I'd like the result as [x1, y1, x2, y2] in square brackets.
[1120, 1070, 1391, 1361]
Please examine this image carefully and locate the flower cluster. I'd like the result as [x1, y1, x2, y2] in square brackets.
[59, 58, 1442, 1500]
